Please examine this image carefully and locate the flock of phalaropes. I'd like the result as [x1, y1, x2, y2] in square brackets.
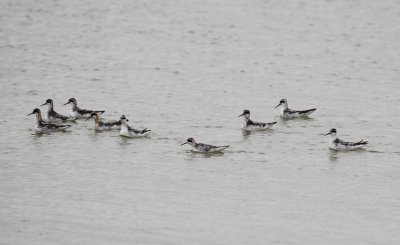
[29, 98, 151, 138]
[28, 98, 368, 152]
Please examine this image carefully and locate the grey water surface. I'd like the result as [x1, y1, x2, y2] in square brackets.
[1, 0, 400, 244]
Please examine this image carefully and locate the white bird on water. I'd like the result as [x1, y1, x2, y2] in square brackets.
[63, 98, 105, 119]
[86, 113, 122, 131]
[119, 115, 151, 138]
[41, 98, 72, 122]
[27, 108, 71, 133]
[181, 138, 229, 153]
[275, 99, 316, 119]
[238, 110, 277, 131]
[325, 128, 368, 150]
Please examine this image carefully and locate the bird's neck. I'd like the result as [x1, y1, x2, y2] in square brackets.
[70, 103, 77, 111]
[94, 115, 100, 124]
[48, 103, 54, 112]
[36, 113, 43, 124]
[330, 134, 338, 141]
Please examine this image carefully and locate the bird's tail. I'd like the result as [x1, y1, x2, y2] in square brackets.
[300, 108, 316, 114]
[354, 139, 368, 146]
[141, 128, 151, 134]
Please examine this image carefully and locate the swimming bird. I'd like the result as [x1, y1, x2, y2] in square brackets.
[325, 128, 368, 150]
[275, 99, 316, 119]
[86, 112, 122, 130]
[41, 99, 70, 122]
[63, 98, 105, 119]
[119, 115, 151, 137]
[27, 108, 71, 132]
[238, 110, 277, 130]
[181, 138, 229, 153]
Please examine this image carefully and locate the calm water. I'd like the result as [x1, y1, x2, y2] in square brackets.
[1, 0, 400, 244]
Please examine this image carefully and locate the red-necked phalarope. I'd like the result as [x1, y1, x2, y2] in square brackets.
[181, 138, 229, 153]
[119, 115, 151, 137]
[63, 98, 105, 119]
[41, 99, 71, 122]
[86, 113, 122, 131]
[325, 128, 368, 150]
[275, 99, 316, 119]
[27, 108, 71, 132]
[238, 110, 277, 131]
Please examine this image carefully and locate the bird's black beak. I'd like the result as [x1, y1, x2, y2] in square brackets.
[85, 116, 92, 121]
[238, 113, 244, 117]
[275, 103, 281, 108]
[63, 101, 70, 106]
[325, 132, 331, 136]
[40, 102, 47, 106]
[180, 142, 187, 146]
[27, 112, 34, 116]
